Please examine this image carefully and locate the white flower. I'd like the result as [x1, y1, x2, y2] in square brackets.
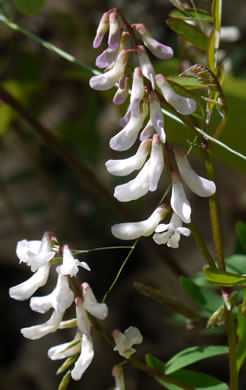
[130, 67, 145, 116]
[134, 24, 173, 59]
[174, 146, 216, 197]
[112, 365, 125, 390]
[153, 212, 191, 248]
[16, 232, 55, 272]
[9, 263, 50, 301]
[110, 103, 147, 151]
[111, 204, 168, 240]
[71, 297, 94, 381]
[112, 326, 143, 359]
[113, 77, 130, 105]
[113, 160, 150, 202]
[108, 12, 121, 50]
[136, 45, 155, 89]
[48, 331, 81, 360]
[58, 245, 90, 277]
[149, 91, 166, 143]
[89, 50, 130, 91]
[93, 12, 109, 48]
[105, 139, 151, 176]
[82, 282, 108, 320]
[30, 274, 74, 314]
[149, 134, 164, 192]
[171, 172, 191, 224]
[156, 74, 196, 115]
[21, 310, 64, 340]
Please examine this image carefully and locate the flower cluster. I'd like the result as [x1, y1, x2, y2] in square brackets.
[9, 232, 143, 386]
[90, 9, 216, 248]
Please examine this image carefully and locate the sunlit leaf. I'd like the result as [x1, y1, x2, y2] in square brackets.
[167, 75, 204, 90]
[204, 266, 246, 286]
[167, 19, 208, 51]
[14, 0, 45, 15]
[169, 8, 212, 23]
[165, 345, 229, 375]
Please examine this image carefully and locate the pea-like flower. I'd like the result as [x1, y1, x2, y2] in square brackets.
[133, 24, 173, 59]
[149, 91, 166, 143]
[171, 172, 191, 224]
[58, 245, 90, 277]
[108, 12, 121, 50]
[93, 11, 110, 48]
[112, 365, 125, 390]
[112, 326, 143, 359]
[89, 50, 130, 91]
[156, 74, 196, 115]
[136, 45, 155, 89]
[174, 146, 216, 197]
[111, 204, 169, 240]
[105, 139, 151, 176]
[153, 212, 191, 248]
[48, 331, 81, 361]
[16, 232, 55, 272]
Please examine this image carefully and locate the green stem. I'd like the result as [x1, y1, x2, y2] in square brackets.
[225, 308, 238, 390]
[205, 144, 225, 270]
[189, 219, 217, 269]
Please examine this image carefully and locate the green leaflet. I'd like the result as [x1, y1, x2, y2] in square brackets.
[164, 345, 229, 375]
[167, 19, 208, 51]
[169, 8, 212, 23]
[14, 0, 45, 15]
[204, 266, 246, 287]
[226, 254, 246, 274]
[146, 354, 228, 390]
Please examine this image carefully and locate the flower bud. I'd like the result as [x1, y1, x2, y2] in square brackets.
[130, 67, 145, 117]
[93, 12, 109, 48]
[136, 45, 155, 89]
[156, 74, 196, 115]
[108, 12, 121, 50]
[149, 134, 164, 192]
[134, 24, 173, 59]
[171, 172, 191, 223]
[174, 146, 216, 197]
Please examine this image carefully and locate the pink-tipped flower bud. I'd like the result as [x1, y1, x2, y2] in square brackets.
[108, 12, 121, 50]
[93, 12, 110, 48]
[134, 24, 173, 59]
[136, 45, 155, 89]
[156, 74, 196, 115]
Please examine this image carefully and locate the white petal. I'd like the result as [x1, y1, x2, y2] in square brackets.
[153, 231, 171, 245]
[149, 134, 164, 192]
[105, 140, 151, 176]
[156, 74, 196, 115]
[154, 223, 169, 233]
[174, 147, 216, 197]
[75, 297, 91, 335]
[167, 231, 181, 248]
[9, 263, 50, 301]
[130, 67, 144, 117]
[171, 174, 191, 223]
[124, 326, 143, 345]
[112, 326, 143, 359]
[112, 365, 125, 390]
[134, 24, 173, 59]
[93, 12, 109, 48]
[113, 160, 150, 202]
[108, 12, 121, 50]
[177, 227, 191, 236]
[149, 92, 166, 143]
[110, 110, 145, 151]
[59, 245, 90, 277]
[51, 274, 74, 314]
[82, 282, 108, 320]
[48, 332, 81, 360]
[111, 205, 167, 240]
[140, 119, 155, 141]
[113, 77, 130, 105]
[71, 334, 94, 380]
[96, 47, 118, 68]
[16, 239, 40, 263]
[21, 310, 63, 340]
[89, 50, 130, 91]
[30, 293, 53, 313]
[136, 45, 155, 89]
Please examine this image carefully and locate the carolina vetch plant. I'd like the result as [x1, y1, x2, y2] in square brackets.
[89, 7, 216, 249]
